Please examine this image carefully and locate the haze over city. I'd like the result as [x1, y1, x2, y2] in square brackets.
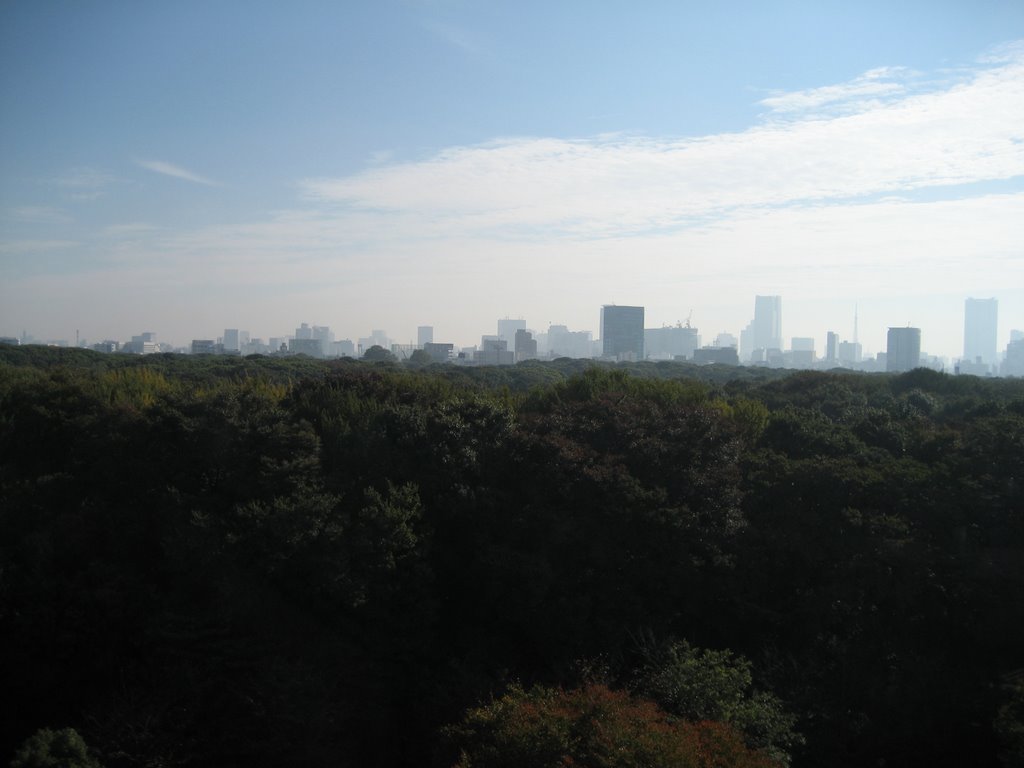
[2, 2, 1023, 360]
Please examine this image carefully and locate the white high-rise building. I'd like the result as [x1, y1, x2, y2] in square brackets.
[753, 296, 782, 353]
[963, 298, 998, 367]
[223, 328, 240, 352]
[887, 327, 921, 373]
[497, 318, 526, 349]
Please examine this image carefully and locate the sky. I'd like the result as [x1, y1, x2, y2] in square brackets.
[1, 0, 1023, 360]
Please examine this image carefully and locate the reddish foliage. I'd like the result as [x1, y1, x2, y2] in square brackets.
[448, 683, 776, 768]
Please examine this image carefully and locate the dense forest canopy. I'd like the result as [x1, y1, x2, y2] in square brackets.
[1, 347, 1022, 767]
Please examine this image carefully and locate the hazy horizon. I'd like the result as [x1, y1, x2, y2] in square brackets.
[2, 2, 1023, 359]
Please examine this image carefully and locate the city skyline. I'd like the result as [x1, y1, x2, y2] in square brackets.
[7, 292, 1022, 372]
[2, 3, 1023, 359]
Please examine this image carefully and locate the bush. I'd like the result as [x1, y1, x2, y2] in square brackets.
[11, 728, 102, 768]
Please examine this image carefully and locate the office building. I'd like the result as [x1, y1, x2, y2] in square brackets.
[886, 327, 921, 373]
[547, 325, 593, 359]
[753, 296, 782, 353]
[714, 332, 738, 349]
[601, 305, 644, 360]
[693, 346, 739, 365]
[497, 318, 526, 349]
[645, 325, 700, 360]
[423, 342, 454, 363]
[739, 322, 754, 362]
[358, 330, 390, 353]
[332, 339, 356, 357]
[1003, 336, 1024, 377]
[515, 329, 537, 361]
[475, 337, 515, 365]
[312, 325, 333, 356]
[825, 332, 838, 363]
[123, 332, 159, 355]
[289, 337, 323, 357]
[963, 298, 997, 368]
[838, 340, 861, 365]
[417, 326, 433, 347]
[789, 337, 815, 368]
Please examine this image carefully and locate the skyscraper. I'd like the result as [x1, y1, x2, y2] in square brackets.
[886, 327, 921, 373]
[497, 318, 526, 349]
[417, 325, 433, 347]
[963, 297, 997, 366]
[645, 325, 699, 360]
[601, 305, 644, 360]
[312, 325, 333, 356]
[753, 296, 782, 353]
[825, 331, 838, 363]
[514, 328, 537, 361]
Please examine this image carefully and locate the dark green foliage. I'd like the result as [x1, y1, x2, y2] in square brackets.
[1, 350, 1023, 767]
[632, 638, 801, 766]
[362, 344, 397, 362]
[11, 728, 102, 768]
[406, 348, 433, 366]
[996, 677, 1024, 768]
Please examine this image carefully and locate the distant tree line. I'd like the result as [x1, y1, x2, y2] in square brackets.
[1, 347, 1022, 766]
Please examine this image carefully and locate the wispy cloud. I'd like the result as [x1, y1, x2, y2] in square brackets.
[423, 20, 485, 56]
[135, 159, 218, 186]
[759, 66, 913, 116]
[0, 239, 77, 254]
[299, 42, 1024, 241]
[102, 223, 158, 237]
[51, 167, 118, 200]
[367, 149, 396, 165]
[5, 206, 72, 224]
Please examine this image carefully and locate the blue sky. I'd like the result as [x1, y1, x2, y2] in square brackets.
[1, 1, 1023, 358]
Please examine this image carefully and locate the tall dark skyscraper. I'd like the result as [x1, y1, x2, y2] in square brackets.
[963, 297, 997, 366]
[753, 295, 782, 352]
[886, 327, 921, 372]
[601, 305, 644, 360]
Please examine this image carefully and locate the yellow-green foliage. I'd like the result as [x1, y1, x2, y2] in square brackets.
[191, 374, 291, 405]
[96, 367, 176, 409]
[725, 397, 770, 441]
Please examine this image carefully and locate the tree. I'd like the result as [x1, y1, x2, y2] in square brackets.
[633, 639, 801, 766]
[11, 728, 103, 768]
[362, 345, 397, 362]
[407, 349, 433, 366]
[996, 679, 1024, 768]
[444, 683, 773, 768]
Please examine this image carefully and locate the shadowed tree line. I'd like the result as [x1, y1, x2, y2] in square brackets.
[1, 348, 1022, 766]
